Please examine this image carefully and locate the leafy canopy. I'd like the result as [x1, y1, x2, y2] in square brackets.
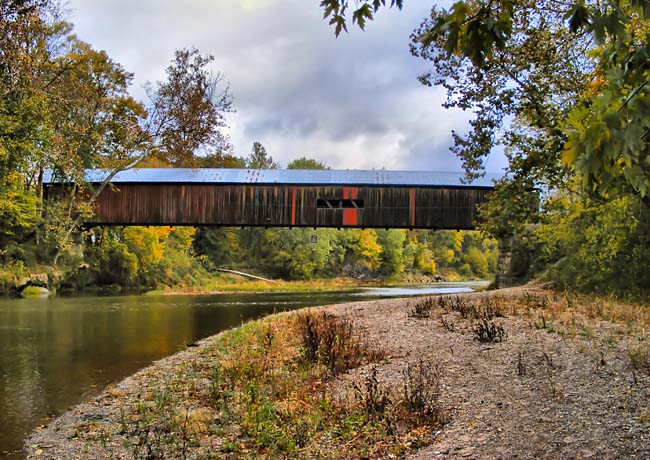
[322, 0, 650, 208]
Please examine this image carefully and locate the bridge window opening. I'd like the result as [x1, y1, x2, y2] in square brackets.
[317, 199, 364, 209]
[317, 198, 336, 208]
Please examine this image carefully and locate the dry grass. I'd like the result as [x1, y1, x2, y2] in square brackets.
[56, 310, 448, 459]
[296, 310, 385, 376]
[26, 287, 650, 460]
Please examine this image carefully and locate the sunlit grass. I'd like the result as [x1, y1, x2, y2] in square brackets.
[144, 276, 383, 296]
[102, 310, 447, 459]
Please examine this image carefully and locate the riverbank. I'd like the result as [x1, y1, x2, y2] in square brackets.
[143, 276, 384, 296]
[4, 273, 465, 298]
[26, 287, 650, 459]
[143, 274, 467, 296]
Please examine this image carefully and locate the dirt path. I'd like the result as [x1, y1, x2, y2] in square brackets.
[26, 287, 650, 459]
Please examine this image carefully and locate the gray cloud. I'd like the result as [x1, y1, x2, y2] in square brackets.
[66, 0, 506, 172]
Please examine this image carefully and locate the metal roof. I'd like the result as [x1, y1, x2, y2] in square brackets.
[45, 168, 502, 188]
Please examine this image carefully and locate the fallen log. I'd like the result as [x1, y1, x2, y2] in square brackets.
[215, 268, 276, 283]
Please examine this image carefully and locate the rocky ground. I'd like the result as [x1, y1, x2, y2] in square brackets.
[25, 286, 650, 459]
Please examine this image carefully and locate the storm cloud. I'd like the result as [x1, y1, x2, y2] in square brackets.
[66, 0, 506, 172]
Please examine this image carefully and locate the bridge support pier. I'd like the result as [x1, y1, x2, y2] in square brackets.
[495, 235, 516, 289]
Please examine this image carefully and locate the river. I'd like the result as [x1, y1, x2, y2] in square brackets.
[0, 282, 485, 457]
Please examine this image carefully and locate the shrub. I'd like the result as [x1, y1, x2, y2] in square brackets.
[408, 297, 435, 319]
[628, 343, 650, 376]
[400, 359, 448, 426]
[353, 367, 392, 427]
[473, 300, 506, 343]
[296, 311, 383, 376]
[473, 314, 506, 343]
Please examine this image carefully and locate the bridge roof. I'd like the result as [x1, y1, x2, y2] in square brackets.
[46, 168, 501, 188]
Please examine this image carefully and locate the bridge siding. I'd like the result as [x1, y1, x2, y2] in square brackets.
[84, 183, 489, 229]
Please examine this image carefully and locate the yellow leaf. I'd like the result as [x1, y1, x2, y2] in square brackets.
[562, 140, 578, 167]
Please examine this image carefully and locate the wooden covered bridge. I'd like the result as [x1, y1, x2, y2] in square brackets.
[45, 168, 499, 230]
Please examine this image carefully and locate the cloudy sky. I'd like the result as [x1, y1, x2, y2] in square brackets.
[65, 0, 506, 173]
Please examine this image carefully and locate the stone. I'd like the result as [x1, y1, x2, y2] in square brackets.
[20, 286, 50, 298]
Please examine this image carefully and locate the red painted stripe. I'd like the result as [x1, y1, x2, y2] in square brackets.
[342, 186, 358, 226]
[410, 188, 416, 228]
[343, 209, 356, 226]
[291, 186, 296, 226]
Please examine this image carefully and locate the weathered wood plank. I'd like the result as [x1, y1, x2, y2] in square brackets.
[64, 183, 491, 229]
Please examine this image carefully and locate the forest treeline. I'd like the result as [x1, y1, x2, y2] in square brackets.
[2, 142, 499, 292]
[2, 1, 650, 297]
[0, 1, 496, 293]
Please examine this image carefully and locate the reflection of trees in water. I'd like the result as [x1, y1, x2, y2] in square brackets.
[0, 286, 479, 453]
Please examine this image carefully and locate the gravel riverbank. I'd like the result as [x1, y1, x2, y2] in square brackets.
[26, 287, 650, 459]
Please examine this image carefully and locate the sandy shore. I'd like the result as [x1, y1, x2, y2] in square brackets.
[26, 287, 650, 459]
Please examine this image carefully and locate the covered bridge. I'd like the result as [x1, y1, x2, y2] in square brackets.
[45, 168, 499, 230]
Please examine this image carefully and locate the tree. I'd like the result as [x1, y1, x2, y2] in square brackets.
[193, 227, 242, 268]
[247, 141, 279, 169]
[414, 0, 597, 236]
[0, 173, 38, 250]
[346, 228, 383, 271]
[0, 3, 148, 264]
[462, 246, 489, 278]
[1, 1, 234, 267]
[321, 0, 650, 209]
[196, 150, 245, 168]
[376, 229, 406, 275]
[536, 191, 650, 295]
[287, 157, 330, 169]
[42, 39, 147, 266]
[260, 228, 337, 279]
[146, 48, 233, 167]
[562, 2, 650, 203]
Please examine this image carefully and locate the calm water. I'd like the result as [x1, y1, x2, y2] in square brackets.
[0, 282, 483, 456]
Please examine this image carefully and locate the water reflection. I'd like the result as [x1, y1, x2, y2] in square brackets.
[0, 283, 484, 457]
[356, 281, 486, 297]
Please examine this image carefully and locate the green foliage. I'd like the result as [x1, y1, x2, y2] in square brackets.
[260, 228, 338, 279]
[95, 240, 138, 286]
[320, 0, 404, 36]
[287, 157, 330, 170]
[462, 246, 489, 278]
[0, 174, 39, 247]
[193, 227, 242, 268]
[325, 0, 650, 297]
[412, 0, 590, 237]
[376, 229, 406, 275]
[195, 150, 245, 168]
[247, 142, 279, 169]
[354, 229, 383, 270]
[560, 1, 650, 200]
[536, 193, 650, 296]
[322, 0, 650, 171]
[1, 2, 233, 271]
[79, 226, 206, 289]
[192, 226, 495, 283]
[419, 0, 514, 66]
[0, 0, 500, 290]
[0, 259, 29, 294]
